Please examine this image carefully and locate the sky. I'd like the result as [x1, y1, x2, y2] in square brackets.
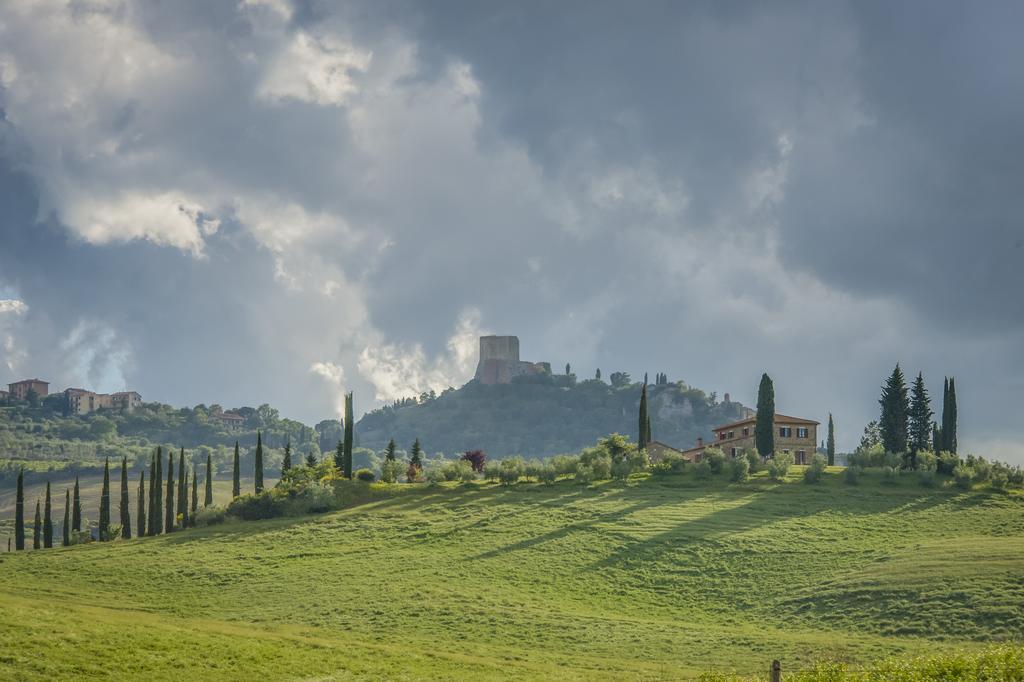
[0, 0, 1022, 460]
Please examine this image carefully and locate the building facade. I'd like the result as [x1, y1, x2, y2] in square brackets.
[8, 379, 49, 401]
[65, 388, 142, 415]
[682, 413, 820, 464]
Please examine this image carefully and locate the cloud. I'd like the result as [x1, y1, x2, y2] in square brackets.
[0, 299, 28, 376]
[258, 32, 372, 106]
[309, 361, 346, 419]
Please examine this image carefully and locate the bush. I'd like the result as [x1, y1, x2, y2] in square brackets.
[972, 457, 991, 483]
[936, 450, 960, 475]
[549, 455, 579, 476]
[843, 465, 861, 485]
[694, 458, 712, 480]
[405, 463, 422, 484]
[803, 453, 827, 484]
[380, 459, 402, 484]
[991, 470, 1009, 491]
[651, 451, 686, 476]
[768, 452, 793, 482]
[499, 457, 525, 486]
[915, 450, 937, 472]
[1009, 466, 1024, 486]
[918, 468, 936, 488]
[590, 454, 612, 480]
[425, 467, 446, 484]
[729, 456, 749, 483]
[703, 447, 726, 475]
[538, 464, 557, 485]
[227, 492, 281, 521]
[460, 450, 486, 473]
[195, 505, 227, 527]
[953, 463, 974, 490]
[744, 449, 761, 473]
[523, 460, 544, 481]
[483, 462, 502, 483]
[354, 468, 375, 482]
[575, 463, 595, 485]
[882, 465, 900, 483]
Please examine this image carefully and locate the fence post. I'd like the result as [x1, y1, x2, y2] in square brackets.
[770, 659, 781, 682]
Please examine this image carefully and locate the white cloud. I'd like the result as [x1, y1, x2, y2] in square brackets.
[64, 192, 217, 255]
[0, 299, 29, 377]
[309, 361, 347, 419]
[258, 32, 371, 106]
[59, 318, 133, 393]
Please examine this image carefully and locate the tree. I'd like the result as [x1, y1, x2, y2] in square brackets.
[826, 414, 836, 467]
[609, 371, 631, 388]
[165, 449, 175, 533]
[14, 469, 24, 550]
[409, 438, 423, 469]
[33, 499, 41, 550]
[942, 376, 958, 454]
[932, 422, 942, 455]
[148, 451, 158, 536]
[908, 372, 933, 465]
[43, 481, 53, 548]
[190, 468, 198, 524]
[879, 364, 909, 454]
[177, 448, 187, 525]
[204, 453, 213, 506]
[638, 383, 649, 451]
[343, 392, 354, 479]
[385, 438, 397, 462]
[63, 488, 71, 547]
[137, 471, 146, 539]
[461, 450, 486, 472]
[99, 457, 111, 541]
[72, 475, 82, 532]
[232, 441, 240, 498]
[859, 420, 882, 450]
[595, 368, 601, 381]
[334, 440, 344, 471]
[282, 441, 292, 473]
[565, 363, 571, 375]
[120, 457, 131, 539]
[254, 431, 264, 494]
[755, 373, 775, 459]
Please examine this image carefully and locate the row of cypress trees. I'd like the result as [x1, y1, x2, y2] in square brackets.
[879, 364, 957, 463]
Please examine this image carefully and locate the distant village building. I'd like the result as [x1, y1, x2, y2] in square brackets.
[65, 388, 143, 415]
[646, 440, 703, 464]
[8, 379, 49, 401]
[209, 410, 245, 429]
[0, 389, 9, 402]
[682, 413, 820, 464]
[473, 335, 551, 385]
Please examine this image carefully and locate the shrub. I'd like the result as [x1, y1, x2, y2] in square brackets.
[538, 464, 557, 485]
[768, 452, 793, 482]
[194, 505, 226, 527]
[380, 459, 402, 484]
[298, 483, 335, 513]
[611, 458, 634, 480]
[915, 450, 937, 472]
[499, 458, 525, 486]
[729, 456, 749, 483]
[803, 454, 827, 484]
[354, 468, 375, 482]
[590, 453, 612, 480]
[918, 468, 936, 488]
[460, 450, 486, 473]
[882, 465, 900, 483]
[936, 450, 960, 476]
[425, 467, 446, 484]
[972, 457, 991, 483]
[651, 451, 686, 476]
[575, 463, 595, 485]
[990, 470, 1009, 491]
[523, 460, 544, 481]
[843, 465, 861, 485]
[483, 462, 502, 483]
[1009, 466, 1024, 486]
[694, 458, 712, 480]
[549, 455, 579, 476]
[744, 449, 761, 473]
[227, 492, 281, 521]
[953, 463, 974, 490]
[405, 463, 422, 484]
[703, 447, 725, 475]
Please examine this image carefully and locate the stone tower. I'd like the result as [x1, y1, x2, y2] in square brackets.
[473, 335, 549, 385]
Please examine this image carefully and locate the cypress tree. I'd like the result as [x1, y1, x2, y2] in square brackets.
[826, 414, 836, 467]
[908, 372, 933, 466]
[137, 471, 146, 539]
[120, 457, 131, 539]
[879, 364, 909, 454]
[155, 448, 163, 534]
[334, 439, 344, 471]
[595, 368, 601, 381]
[755, 373, 775, 459]
[410, 438, 423, 469]
[190, 468, 198, 525]
[282, 441, 292, 474]
[15, 469, 24, 550]
[99, 457, 111, 541]
[932, 422, 942, 454]
[946, 377, 958, 454]
[343, 392, 354, 479]
[638, 383, 649, 451]
[43, 481, 53, 548]
[63, 488, 70, 547]
[177, 448, 187, 525]
[72, 475, 82, 532]
[232, 441, 240, 498]
[165, 450, 175, 532]
[33, 499, 41, 550]
[385, 438, 396, 462]
[254, 431, 264, 494]
[204, 453, 213, 506]
[939, 377, 950, 450]
[305, 449, 318, 467]
[147, 451, 157, 536]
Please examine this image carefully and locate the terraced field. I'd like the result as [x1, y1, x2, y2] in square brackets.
[0, 469, 1021, 679]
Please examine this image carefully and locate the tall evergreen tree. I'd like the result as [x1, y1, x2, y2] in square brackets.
[33, 499, 41, 550]
[148, 451, 157, 536]
[120, 457, 131, 539]
[72, 475, 82, 532]
[137, 471, 146, 539]
[565, 363, 571, 375]
[385, 438, 396, 462]
[334, 440, 345, 470]
[908, 372, 933, 466]
[939, 377, 949, 450]
[63, 488, 71, 547]
[755, 373, 776, 458]
[43, 481, 53, 548]
[343, 393, 354, 479]
[282, 441, 292, 473]
[232, 441, 240, 498]
[177, 448, 187, 524]
[14, 469, 24, 550]
[410, 438, 423, 469]
[254, 431, 265, 494]
[190, 468, 198, 524]
[826, 414, 836, 467]
[595, 368, 601, 381]
[204, 453, 213, 506]
[879, 364, 909, 454]
[932, 422, 942, 455]
[638, 383, 649, 451]
[99, 457, 111, 541]
[305, 449, 318, 467]
[165, 449, 175, 533]
[945, 377, 958, 454]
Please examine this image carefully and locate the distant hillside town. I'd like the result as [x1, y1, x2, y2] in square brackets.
[3, 378, 142, 415]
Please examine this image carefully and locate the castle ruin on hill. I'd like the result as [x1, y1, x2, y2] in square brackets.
[473, 335, 551, 385]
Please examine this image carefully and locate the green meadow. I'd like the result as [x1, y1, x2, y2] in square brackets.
[0, 469, 1022, 679]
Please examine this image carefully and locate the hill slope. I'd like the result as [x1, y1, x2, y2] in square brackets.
[1, 471, 1022, 679]
[357, 378, 752, 456]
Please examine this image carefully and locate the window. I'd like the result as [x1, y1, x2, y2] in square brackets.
[731, 447, 738, 458]
[783, 449, 790, 455]
[742, 427, 749, 436]
[797, 427, 809, 439]
[796, 450, 806, 464]
[779, 427, 792, 438]
[727, 431, 735, 439]
[718, 432, 727, 441]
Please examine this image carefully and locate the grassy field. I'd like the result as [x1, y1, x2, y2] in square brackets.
[0, 468, 1022, 679]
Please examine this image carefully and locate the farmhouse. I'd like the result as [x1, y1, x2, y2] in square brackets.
[647, 440, 703, 464]
[682, 413, 820, 464]
[7, 378, 49, 401]
[209, 410, 245, 429]
[65, 388, 143, 415]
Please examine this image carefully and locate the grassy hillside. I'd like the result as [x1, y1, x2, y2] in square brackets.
[0, 470, 1022, 679]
